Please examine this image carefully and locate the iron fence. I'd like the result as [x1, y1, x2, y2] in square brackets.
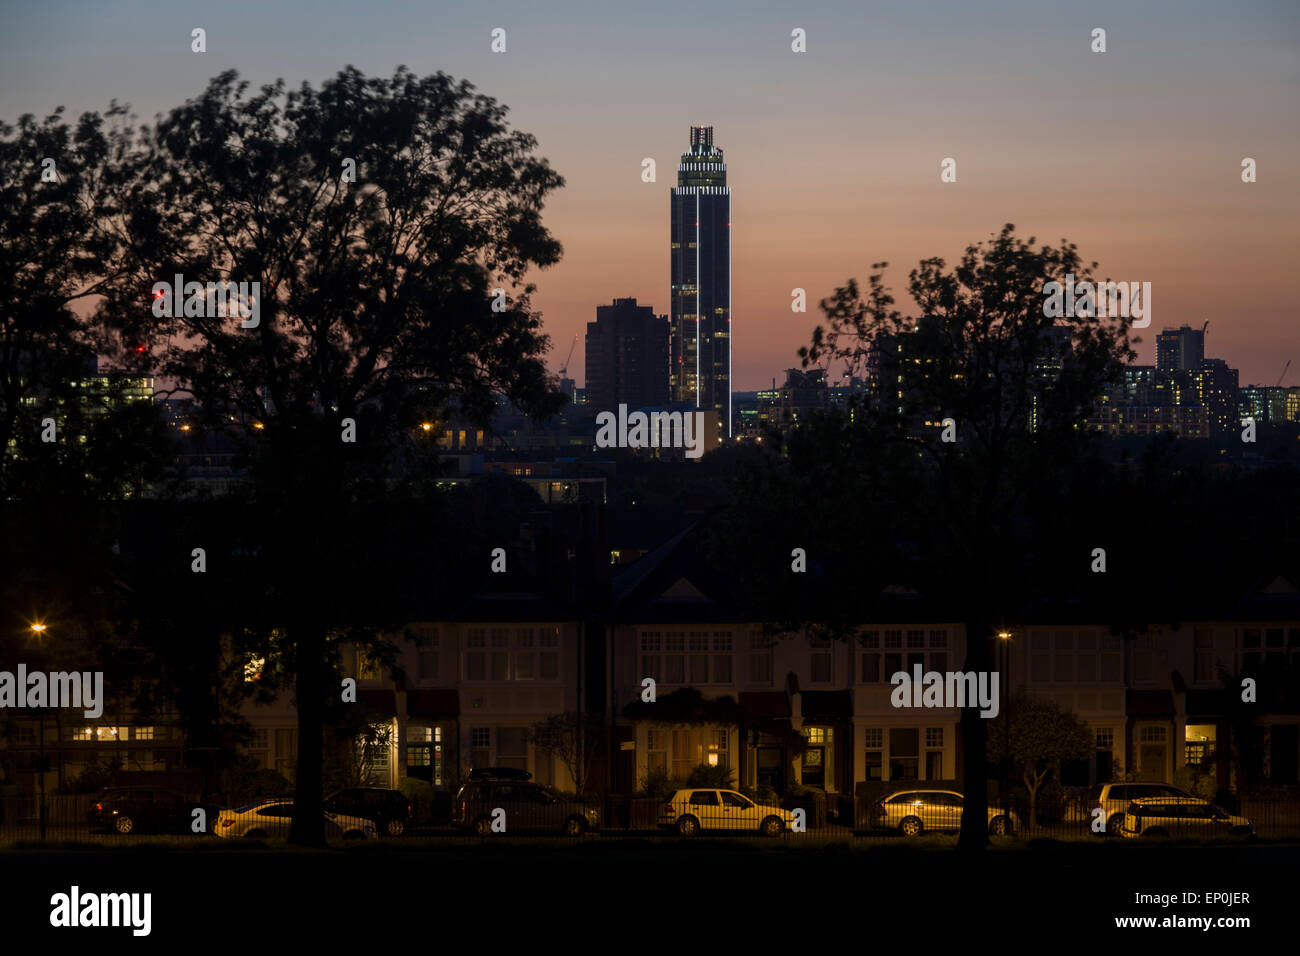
[3, 793, 1298, 843]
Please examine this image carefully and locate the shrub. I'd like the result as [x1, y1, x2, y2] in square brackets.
[638, 767, 678, 800]
[685, 763, 734, 788]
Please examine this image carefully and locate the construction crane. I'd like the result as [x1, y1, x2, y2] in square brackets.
[1277, 359, 1292, 387]
[559, 335, 577, 377]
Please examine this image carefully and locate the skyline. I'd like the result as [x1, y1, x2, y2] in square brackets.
[2, 0, 1296, 392]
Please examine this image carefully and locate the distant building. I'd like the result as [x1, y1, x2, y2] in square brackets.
[585, 298, 669, 412]
[670, 126, 732, 438]
[1187, 359, 1239, 438]
[1156, 325, 1206, 373]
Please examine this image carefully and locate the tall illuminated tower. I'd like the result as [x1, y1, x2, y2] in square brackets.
[670, 126, 731, 437]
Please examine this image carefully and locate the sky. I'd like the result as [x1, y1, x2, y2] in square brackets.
[3, 0, 1297, 390]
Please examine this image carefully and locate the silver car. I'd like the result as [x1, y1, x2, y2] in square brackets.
[870, 789, 1019, 836]
[214, 799, 377, 839]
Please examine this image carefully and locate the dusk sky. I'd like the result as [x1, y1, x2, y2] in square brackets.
[3, 0, 1297, 390]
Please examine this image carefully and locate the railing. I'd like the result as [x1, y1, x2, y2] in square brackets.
[3, 793, 1296, 843]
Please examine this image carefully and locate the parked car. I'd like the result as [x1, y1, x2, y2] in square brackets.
[1068, 782, 1196, 835]
[214, 799, 377, 840]
[452, 779, 598, 836]
[869, 789, 1019, 836]
[324, 787, 411, 836]
[659, 788, 797, 837]
[88, 787, 221, 835]
[1120, 797, 1254, 839]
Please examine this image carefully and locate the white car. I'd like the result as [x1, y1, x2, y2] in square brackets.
[659, 788, 796, 836]
[1119, 796, 1254, 839]
[214, 799, 377, 840]
[869, 789, 1019, 836]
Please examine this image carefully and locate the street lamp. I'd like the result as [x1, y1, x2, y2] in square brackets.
[997, 631, 1012, 833]
[30, 622, 48, 839]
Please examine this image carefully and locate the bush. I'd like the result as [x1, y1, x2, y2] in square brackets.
[1173, 766, 1218, 800]
[638, 767, 678, 801]
[60, 758, 122, 794]
[685, 763, 733, 788]
[741, 783, 779, 806]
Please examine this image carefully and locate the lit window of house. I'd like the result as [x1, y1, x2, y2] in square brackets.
[1185, 724, 1215, 767]
[357, 648, 382, 681]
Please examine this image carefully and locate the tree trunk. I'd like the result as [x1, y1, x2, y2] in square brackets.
[289, 622, 327, 847]
[956, 620, 991, 852]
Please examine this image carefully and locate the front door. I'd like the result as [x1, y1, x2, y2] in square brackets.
[757, 747, 784, 793]
[802, 747, 825, 787]
[1140, 744, 1167, 782]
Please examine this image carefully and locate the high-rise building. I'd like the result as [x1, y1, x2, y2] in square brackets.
[585, 298, 669, 411]
[670, 126, 732, 437]
[1156, 325, 1205, 373]
[1187, 358, 1239, 438]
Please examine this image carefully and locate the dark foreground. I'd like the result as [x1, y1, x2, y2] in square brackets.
[2, 838, 1296, 943]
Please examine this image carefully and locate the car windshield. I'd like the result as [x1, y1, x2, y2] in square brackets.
[232, 802, 275, 814]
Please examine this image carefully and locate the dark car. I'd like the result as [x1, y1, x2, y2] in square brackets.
[452, 779, 598, 836]
[88, 787, 219, 835]
[323, 787, 411, 836]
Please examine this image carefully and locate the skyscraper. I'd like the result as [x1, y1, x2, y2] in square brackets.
[670, 126, 731, 437]
[1156, 325, 1206, 372]
[585, 297, 669, 411]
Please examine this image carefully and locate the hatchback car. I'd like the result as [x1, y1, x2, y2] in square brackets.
[214, 799, 377, 840]
[452, 780, 599, 836]
[1068, 782, 1195, 835]
[1120, 797, 1254, 839]
[324, 787, 411, 836]
[869, 789, 1019, 836]
[659, 788, 797, 837]
[88, 787, 220, 835]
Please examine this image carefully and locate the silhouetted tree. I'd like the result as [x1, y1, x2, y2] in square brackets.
[95, 66, 565, 845]
[725, 225, 1135, 851]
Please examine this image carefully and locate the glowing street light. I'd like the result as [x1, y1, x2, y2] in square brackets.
[30, 622, 47, 635]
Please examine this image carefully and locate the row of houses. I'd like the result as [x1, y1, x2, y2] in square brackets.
[227, 527, 1300, 800]
[6, 524, 1300, 802]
